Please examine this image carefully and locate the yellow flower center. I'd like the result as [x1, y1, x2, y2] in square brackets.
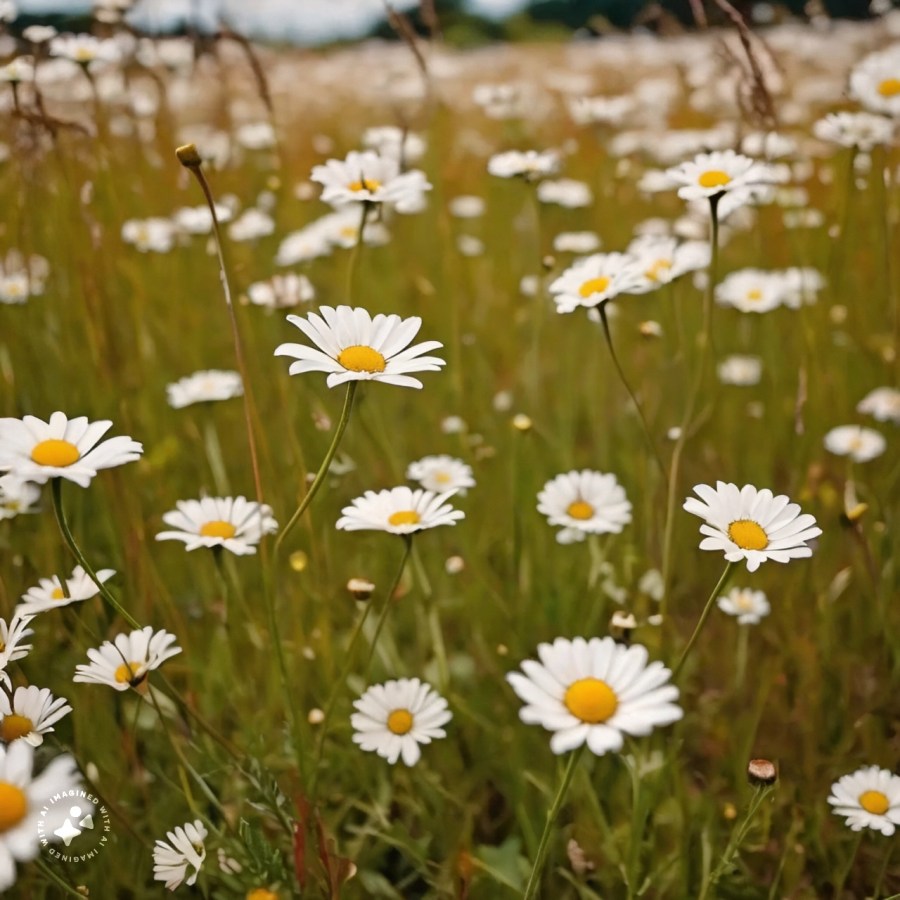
[746, 289, 763, 301]
[0, 782, 27, 833]
[349, 178, 381, 193]
[727, 519, 769, 551]
[645, 259, 672, 282]
[51, 587, 66, 601]
[878, 78, 900, 97]
[247, 889, 279, 900]
[387, 708, 413, 735]
[337, 345, 387, 373]
[859, 790, 890, 815]
[579, 276, 611, 298]
[388, 510, 421, 527]
[434, 472, 452, 484]
[199, 520, 237, 539]
[564, 678, 618, 723]
[735, 592, 755, 611]
[115, 661, 144, 686]
[30, 438, 80, 468]
[698, 170, 731, 189]
[566, 500, 595, 520]
[0, 714, 34, 742]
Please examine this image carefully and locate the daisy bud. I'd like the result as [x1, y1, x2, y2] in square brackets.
[610, 610, 637, 642]
[748, 758, 778, 786]
[347, 578, 375, 601]
[308, 708, 325, 725]
[176, 143, 202, 168]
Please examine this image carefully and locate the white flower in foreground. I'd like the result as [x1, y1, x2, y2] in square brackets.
[507, 637, 682, 755]
[824, 425, 886, 463]
[829, 765, 900, 835]
[73, 627, 182, 691]
[813, 111, 895, 151]
[858, 387, 900, 424]
[406, 455, 475, 494]
[351, 678, 451, 766]
[717, 587, 770, 625]
[684, 482, 822, 573]
[537, 470, 632, 540]
[311, 150, 431, 212]
[548, 253, 643, 313]
[17, 566, 114, 617]
[156, 496, 277, 556]
[717, 355, 762, 387]
[0, 686, 72, 746]
[0, 412, 142, 488]
[166, 370, 243, 409]
[153, 819, 208, 891]
[0, 476, 40, 520]
[665, 149, 777, 202]
[0, 617, 34, 690]
[0, 742, 81, 892]
[850, 46, 900, 117]
[275, 305, 445, 390]
[487, 149, 560, 181]
[337, 486, 464, 535]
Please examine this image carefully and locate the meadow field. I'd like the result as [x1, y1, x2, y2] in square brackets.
[1, 8, 900, 898]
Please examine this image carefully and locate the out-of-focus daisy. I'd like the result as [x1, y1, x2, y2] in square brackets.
[315, 208, 391, 249]
[717, 355, 763, 386]
[406, 455, 475, 494]
[121, 218, 175, 253]
[73, 627, 182, 692]
[537, 470, 632, 540]
[275, 305, 445, 390]
[715, 269, 787, 314]
[246, 273, 315, 310]
[17, 566, 114, 617]
[665, 149, 776, 202]
[311, 150, 431, 212]
[850, 47, 900, 117]
[275, 223, 332, 266]
[351, 678, 451, 766]
[626, 235, 710, 294]
[537, 178, 594, 208]
[717, 587, 770, 625]
[824, 425, 886, 463]
[0, 616, 33, 690]
[49, 33, 120, 65]
[740, 131, 797, 160]
[858, 387, 900, 424]
[0, 412, 142, 488]
[0, 476, 40, 520]
[487, 149, 560, 181]
[553, 231, 601, 254]
[235, 121, 275, 150]
[171, 203, 233, 235]
[472, 82, 525, 119]
[780, 267, 825, 308]
[156, 496, 277, 556]
[448, 195, 485, 219]
[813, 111, 895, 151]
[0, 686, 72, 746]
[507, 637, 682, 755]
[0, 57, 34, 85]
[337, 486, 464, 535]
[684, 482, 822, 573]
[829, 765, 900, 835]
[166, 370, 243, 409]
[548, 253, 643, 313]
[228, 208, 275, 242]
[362, 125, 426, 164]
[568, 94, 635, 126]
[0, 742, 81, 892]
[153, 819, 208, 891]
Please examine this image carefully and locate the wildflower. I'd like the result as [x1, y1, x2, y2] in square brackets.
[0, 57, 34, 85]
[537, 179, 594, 208]
[850, 47, 900, 117]
[275, 305, 445, 390]
[275, 224, 332, 266]
[829, 766, 900, 835]
[487, 149, 560, 181]
[665, 149, 776, 202]
[717, 587, 771, 625]
[813, 111, 895, 151]
[0, 476, 40, 520]
[362, 125, 426, 164]
[0, 616, 34, 690]
[17, 566, 115, 617]
[156, 497, 277, 556]
[153, 819, 208, 891]
[684, 482, 822, 573]
[507, 637, 682, 755]
[336, 486, 464, 535]
[247, 274, 315, 310]
[121, 218, 175, 253]
[311, 150, 431, 212]
[626, 235, 711, 294]
[537, 470, 632, 541]
[315, 208, 391, 249]
[567, 94, 635, 127]
[747, 759, 778, 786]
[858, 386, 900, 424]
[166, 370, 243, 409]
[406, 455, 475, 494]
[448, 195, 486, 218]
[548, 253, 643, 313]
[715, 269, 788, 313]
[235, 121, 275, 150]
[171, 203, 232, 235]
[824, 426, 886, 463]
[351, 678, 451, 766]
[0, 412, 142, 488]
[717, 355, 763, 386]
[228, 208, 275, 242]
[49, 33, 120, 66]
[73, 627, 182, 692]
[553, 231, 601, 254]
[0, 686, 72, 746]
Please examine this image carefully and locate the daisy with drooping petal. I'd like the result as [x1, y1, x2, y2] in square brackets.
[829, 765, 900, 835]
[274, 305, 446, 390]
[537, 470, 632, 541]
[153, 819, 208, 891]
[311, 150, 431, 212]
[0, 617, 34, 690]
[406, 455, 475, 494]
[337, 486, 464, 535]
[166, 370, 243, 409]
[665, 149, 777, 202]
[717, 587, 770, 625]
[824, 426, 887, 463]
[351, 678, 451, 766]
[0, 686, 72, 746]
[156, 496, 278, 556]
[0, 412, 142, 488]
[858, 386, 900, 424]
[16, 566, 115, 617]
[683, 482, 822, 573]
[548, 253, 643, 314]
[73, 627, 182, 692]
[0, 476, 40, 520]
[507, 636, 683, 756]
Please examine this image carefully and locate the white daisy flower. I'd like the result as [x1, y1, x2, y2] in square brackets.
[156, 496, 278, 556]
[73, 627, 182, 692]
[121, 217, 175, 253]
[858, 386, 900, 424]
[406, 455, 475, 494]
[49, 33, 120, 65]
[0, 742, 81, 892]
[0, 686, 72, 746]
[337, 486, 464, 535]
[171, 203, 233, 235]
[625, 235, 711, 294]
[0, 476, 40, 520]
[311, 150, 431, 212]
[274, 305, 445, 390]
[351, 678, 451, 766]
[537, 470, 632, 540]
[16, 565, 115, 617]
[166, 370, 243, 409]
[717, 355, 763, 387]
[849, 46, 900, 118]
[0, 412, 142, 488]
[553, 231, 601, 254]
[0, 617, 34, 690]
[153, 819, 208, 891]
[548, 253, 643, 313]
[315, 208, 391, 250]
[246, 273, 315, 310]
[664, 149, 777, 202]
[715, 269, 788, 314]
[507, 636, 683, 756]
[824, 426, 887, 463]
[717, 587, 771, 625]
[362, 125, 426, 164]
[683, 482, 822, 573]
[228, 208, 275, 242]
[813, 111, 895, 152]
[487, 149, 560, 181]
[828, 765, 900, 835]
[537, 178, 594, 208]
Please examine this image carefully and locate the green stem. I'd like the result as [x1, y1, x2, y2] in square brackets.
[362, 535, 413, 673]
[673, 562, 735, 681]
[34, 858, 85, 898]
[874, 842, 893, 899]
[346, 202, 371, 302]
[734, 623, 749, 692]
[834, 830, 864, 900]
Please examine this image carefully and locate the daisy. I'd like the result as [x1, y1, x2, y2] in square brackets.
[850, 46, 900, 118]
[406, 455, 475, 494]
[16, 566, 115, 617]
[626, 235, 711, 294]
[274, 305, 445, 390]
[362, 125, 426, 164]
[275, 223, 332, 266]
[553, 232, 601, 254]
[166, 370, 243, 409]
[537, 470, 632, 540]
[228, 209, 275, 242]
[0, 617, 34, 690]
[311, 150, 431, 212]
[536, 179, 594, 208]
[73, 626, 182, 692]
[0, 412, 142, 488]
[0, 742, 81, 892]
[171, 203, 232, 235]
[548, 253, 643, 314]
[828, 765, 900, 835]
[857, 387, 900, 424]
[351, 678, 451, 766]
[717, 355, 763, 386]
[246, 273, 315, 310]
[487, 149, 560, 181]
[717, 587, 770, 625]
[715, 269, 787, 314]
[337, 486, 464, 535]
[121, 217, 175, 253]
[824, 426, 886, 463]
[665, 149, 777, 202]
[49, 33, 121, 65]
[0, 686, 72, 746]
[683, 482, 822, 573]
[813, 111, 895, 151]
[153, 819, 208, 891]
[156, 496, 278, 556]
[315, 208, 391, 250]
[507, 637, 683, 756]
[0, 476, 40, 520]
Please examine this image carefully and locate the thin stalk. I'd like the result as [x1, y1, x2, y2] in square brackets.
[202, 414, 230, 495]
[873, 842, 893, 899]
[673, 562, 735, 681]
[833, 830, 864, 900]
[34, 858, 85, 898]
[346, 202, 371, 302]
[734, 624, 750, 691]
[363, 536, 414, 673]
